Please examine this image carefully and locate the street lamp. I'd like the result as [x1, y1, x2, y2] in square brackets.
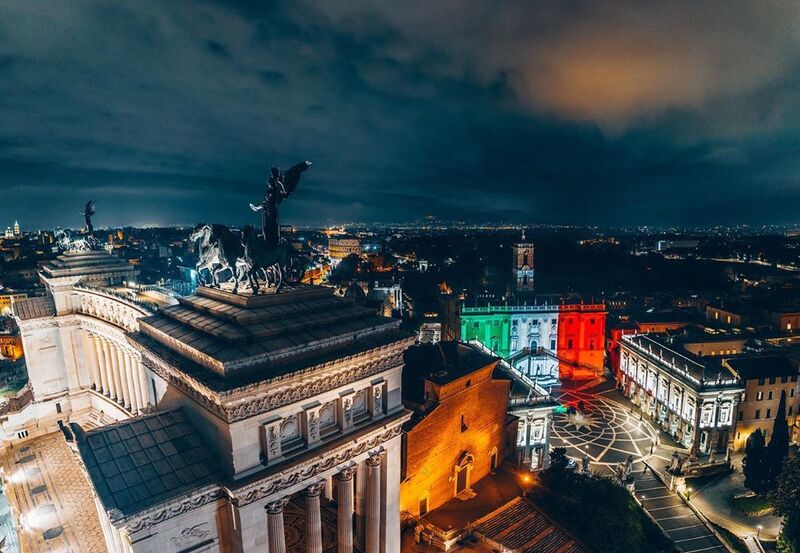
[757, 525, 763, 538]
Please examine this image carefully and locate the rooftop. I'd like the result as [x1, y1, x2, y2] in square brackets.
[73, 409, 222, 520]
[404, 341, 497, 384]
[12, 295, 55, 321]
[134, 284, 407, 386]
[41, 250, 137, 281]
[726, 355, 800, 381]
[621, 333, 741, 390]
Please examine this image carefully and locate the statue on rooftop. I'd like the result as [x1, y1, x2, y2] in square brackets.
[192, 161, 311, 294]
[81, 200, 96, 234]
[57, 200, 99, 252]
[249, 161, 311, 244]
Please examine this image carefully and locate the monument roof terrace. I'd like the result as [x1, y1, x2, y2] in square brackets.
[137, 284, 404, 379]
[41, 250, 138, 280]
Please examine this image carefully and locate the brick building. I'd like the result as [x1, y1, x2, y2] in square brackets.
[400, 342, 514, 519]
[724, 355, 800, 450]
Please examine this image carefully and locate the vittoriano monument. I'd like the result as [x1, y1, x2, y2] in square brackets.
[192, 161, 312, 294]
[55, 200, 99, 252]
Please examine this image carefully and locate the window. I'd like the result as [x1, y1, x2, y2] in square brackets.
[757, 392, 763, 401]
[782, 376, 789, 384]
[589, 339, 596, 350]
[768, 391, 774, 401]
[473, 322, 479, 328]
[738, 411, 743, 421]
[419, 496, 428, 517]
[770, 377, 777, 385]
[755, 409, 761, 419]
[758, 377, 765, 385]
[550, 339, 556, 350]
[766, 408, 772, 419]
[590, 318, 596, 325]
[567, 338, 574, 349]
[789, 406, 794, 416]
[792, 388, 796, 398]
[460, 414, 468, 432]
[465, 379, 471, 388]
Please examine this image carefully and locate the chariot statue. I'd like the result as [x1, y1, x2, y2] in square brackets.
[249, 161, 311, 244]
[56, 200, 99, 252]
[192, 161, 312, 294]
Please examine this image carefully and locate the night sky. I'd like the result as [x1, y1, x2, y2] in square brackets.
[3, 1, 800, 229]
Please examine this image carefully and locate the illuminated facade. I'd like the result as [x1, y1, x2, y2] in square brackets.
[328, 235, 361, 265]
[618, 334, 744, 458]
[460, 303, 606, 384]
[400, 343, 512, 520]
[724, 355, 800, 451]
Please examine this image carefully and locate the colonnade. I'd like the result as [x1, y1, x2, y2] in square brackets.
[85, 331, 149, 414]
[264, 454, 383, 553]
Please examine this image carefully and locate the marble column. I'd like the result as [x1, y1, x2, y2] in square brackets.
[266, 498, 289, 553]
[110, 343, 124, 405]
[336, 467, 356, 553]
[114, 346, 129, 409]
[101, 339, 117, 399]
[304, 483, 325, 553]
[125, 353, 141, 414]
[365, 455, 382, 553]
[93, 336, 108, 394]
[84, 331, 100, 390]
[137, 359, 149, 409]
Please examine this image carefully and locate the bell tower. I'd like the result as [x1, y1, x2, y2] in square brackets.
[512, 231, 535, 297]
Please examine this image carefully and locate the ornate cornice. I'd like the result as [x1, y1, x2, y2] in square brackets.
[124, 414, 408, 534]
[124, 485, 225, 533]
[133, 337, 411, 423]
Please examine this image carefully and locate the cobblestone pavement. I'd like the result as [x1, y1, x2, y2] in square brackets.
[1, 433, 107, 553]
[551, 380, 660, 467]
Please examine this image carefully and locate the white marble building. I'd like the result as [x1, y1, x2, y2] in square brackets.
[7, 248, 412, 552]
[4, 251, 158, 448]
[77, 283, 411, 553]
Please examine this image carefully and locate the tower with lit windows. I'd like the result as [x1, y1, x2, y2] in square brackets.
[512, 231, 535, 297]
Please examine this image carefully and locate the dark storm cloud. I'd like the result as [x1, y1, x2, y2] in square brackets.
[2, 0, 800, 229]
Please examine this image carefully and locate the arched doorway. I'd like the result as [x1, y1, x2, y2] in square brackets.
[454, 452, 474, 496]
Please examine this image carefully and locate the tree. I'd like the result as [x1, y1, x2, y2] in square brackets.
[772, 455, 800, 553]
[767, 390, 790, 490]
[744, 429, 768, 494]
[548, 447, 570, 473]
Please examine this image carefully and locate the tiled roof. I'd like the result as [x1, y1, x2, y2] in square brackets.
[13, 296, 55, 321]
[73, 409, 222, 518]
[473, 497, 590, 553]
[727, 355, 800, 380]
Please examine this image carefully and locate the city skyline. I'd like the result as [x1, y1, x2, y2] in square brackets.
[4, 2, 800, 228]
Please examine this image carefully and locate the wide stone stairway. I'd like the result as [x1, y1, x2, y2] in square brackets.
[631, 463, 727, 553]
